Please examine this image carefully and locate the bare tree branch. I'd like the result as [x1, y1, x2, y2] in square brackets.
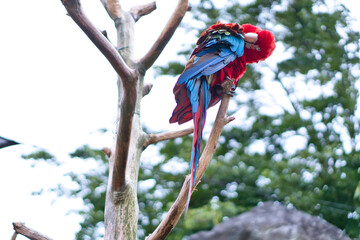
[101, 29, 109, 40]
[12, 222, 53, 240]
[143, 127, 193, 149]
[103, 147, 112, 158]
[136, 0, 189, 73]
[112, 86, 137, 192]
[130, 2, 157, 22]
[108, 0, 122, 18]
[11, 232, 18, 240]
[61, 0, 135, 82]
[142, 83, 153, 97]
[147, 95, 234, 240]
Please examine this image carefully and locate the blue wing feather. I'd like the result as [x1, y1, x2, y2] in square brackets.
[178, 33, 244, 86]
[178, 52, 224, 85]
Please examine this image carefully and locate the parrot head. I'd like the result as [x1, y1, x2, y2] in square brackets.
[241, 23, 276, 64]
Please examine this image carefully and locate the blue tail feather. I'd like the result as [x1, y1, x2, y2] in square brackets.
[184, 77, 211, 218]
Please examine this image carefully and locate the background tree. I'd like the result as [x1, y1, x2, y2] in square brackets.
[19, 0, 360, 239]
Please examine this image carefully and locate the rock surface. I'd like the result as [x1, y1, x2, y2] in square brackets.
[187, 202, 350, 240]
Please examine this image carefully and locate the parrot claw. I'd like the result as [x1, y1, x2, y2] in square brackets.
[214, 77, 236, 98]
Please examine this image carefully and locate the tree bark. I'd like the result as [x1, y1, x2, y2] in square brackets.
[12, 222, 53, 240]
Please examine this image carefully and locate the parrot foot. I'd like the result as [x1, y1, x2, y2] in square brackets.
[214, 77, 236, 98]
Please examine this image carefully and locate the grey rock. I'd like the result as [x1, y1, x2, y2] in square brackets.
[187, 202, 350, 240]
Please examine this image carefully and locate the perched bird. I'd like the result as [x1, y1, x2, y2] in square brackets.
[169, 22, 276, 215]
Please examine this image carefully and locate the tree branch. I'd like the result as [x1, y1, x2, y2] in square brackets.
[130, 2, 157, 22]
[107, 0, 122, 18]
[142, 83, 153, 97]
[11, 232, 18, 240]
[112, 84, 137, 192]
[99, 0, 122, 19]
[61, 0, 135, 82]
[136, 0, 189, 73]
[147, 95, 234, 240]
[143, 127, 193, 149]
[12, 222, 53, 240]
[103, 147, 112, 158]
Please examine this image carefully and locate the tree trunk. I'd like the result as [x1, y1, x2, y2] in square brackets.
[103, 10, 145, 239]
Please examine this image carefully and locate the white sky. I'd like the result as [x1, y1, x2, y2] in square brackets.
[0, 0, 359, 239]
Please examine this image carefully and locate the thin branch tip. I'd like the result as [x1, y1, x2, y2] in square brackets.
[102, 147, 112, 158]
[143, 83, 153, 97]
[130, 1, 157, 22]
[101, 29, 109, 40]
[226, 116, 235, 123]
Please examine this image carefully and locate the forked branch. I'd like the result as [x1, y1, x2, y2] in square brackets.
[61, 0, 135, 82]
[147, 95, 234, 240]
[137, 0, 189, 73]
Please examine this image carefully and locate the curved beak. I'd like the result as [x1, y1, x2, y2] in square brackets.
[244, 32, 258, 44]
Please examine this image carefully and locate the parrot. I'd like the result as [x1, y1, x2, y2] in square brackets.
[169, 22, 276, 216]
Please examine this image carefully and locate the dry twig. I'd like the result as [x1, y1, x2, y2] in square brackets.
[130, 2, 157, 22]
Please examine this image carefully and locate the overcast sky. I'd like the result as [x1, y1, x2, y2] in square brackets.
[0, 0, 359, 239]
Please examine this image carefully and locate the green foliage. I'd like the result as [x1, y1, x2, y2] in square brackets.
[154, 61, 185, 77]
[70, 145, 106, 160]
[22, 150, 59, 165]
[22, 150, 55, 160]
[62, 145, 108, 240]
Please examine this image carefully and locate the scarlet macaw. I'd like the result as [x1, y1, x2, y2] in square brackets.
[169, 22, 276, 215]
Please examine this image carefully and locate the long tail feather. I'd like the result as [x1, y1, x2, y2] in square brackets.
[184, 77, 211, 218]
